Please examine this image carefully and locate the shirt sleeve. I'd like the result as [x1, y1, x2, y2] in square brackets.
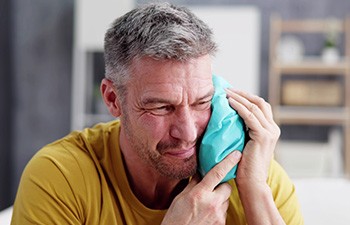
[11, 145, 89, 225]
[267, 160, 304, 225]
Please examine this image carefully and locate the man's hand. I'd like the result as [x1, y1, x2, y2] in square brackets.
[161, 151, 242, 225]
[226, 89, 280, 185]
[226, 89, 286, 225]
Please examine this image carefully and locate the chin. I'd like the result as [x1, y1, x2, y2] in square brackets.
[158, 156, 198, 180]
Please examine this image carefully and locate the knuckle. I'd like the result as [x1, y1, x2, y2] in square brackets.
[220, 183, 232, 194]
[190, 189, 205, 204]
[207, 201, 217, 212]
[275, 125, 281, 137]
[247, 111, 255, 121]
[258, 129, 276, 145]
[212, 168, 226, 181]
[269, 123, 281, 138]
[263, 101, 272, 112]
[208, 203, 227, 224]
[256, 96, 266, 106]
[249, 103, 257, 112]
[265, 101, 272, 109]
[267, 130, 279, 145]
[259, 130, 270, 142]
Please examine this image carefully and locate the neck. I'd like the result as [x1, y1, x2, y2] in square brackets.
[119, 130, 188, 209]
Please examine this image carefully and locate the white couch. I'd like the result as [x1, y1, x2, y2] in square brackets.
[294, 178, 350, 225]
[0, 206, 12, 225]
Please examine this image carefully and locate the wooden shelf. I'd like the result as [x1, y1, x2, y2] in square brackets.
[274, 57, 350, 75]
[269, 15, 350, 175]
[280, 19, 344, 33]
[275, 106, 348, 125]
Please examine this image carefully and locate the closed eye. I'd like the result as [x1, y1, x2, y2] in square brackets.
[147, 105, 175, 116]
[193, 100, 212, 111]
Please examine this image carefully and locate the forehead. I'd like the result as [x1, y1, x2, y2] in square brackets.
[130, 55, 212, 82]
[127, 55, 214, 101]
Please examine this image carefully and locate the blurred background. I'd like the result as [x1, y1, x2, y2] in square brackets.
[1, 0, 350, 224]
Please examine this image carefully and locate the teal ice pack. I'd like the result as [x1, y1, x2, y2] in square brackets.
[198, 75, 245, 182]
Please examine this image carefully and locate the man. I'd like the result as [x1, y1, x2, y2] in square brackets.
[12, 2, 303, 224]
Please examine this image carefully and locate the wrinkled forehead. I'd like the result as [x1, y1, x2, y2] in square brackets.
[129, 55, 213, 80]
[127, 55, 214, 101]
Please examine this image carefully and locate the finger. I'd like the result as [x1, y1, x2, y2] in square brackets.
[200, 151, 242, 191]
[238, 90, 274, 123]
[227, 97, 264, 132]
[223, 199, 230, 211]
[227, 89, 274, 122]
[226, 89, 269, 129]
[214, 182, 232, 201]
[220, 200, 230, 222]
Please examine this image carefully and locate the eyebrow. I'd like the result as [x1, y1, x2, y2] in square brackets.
[141, 97, 173, 106]
[195, 89, 215, 103]
[141, 89, 215, 106]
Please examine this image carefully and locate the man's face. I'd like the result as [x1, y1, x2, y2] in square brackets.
[120, 54, 214, 179]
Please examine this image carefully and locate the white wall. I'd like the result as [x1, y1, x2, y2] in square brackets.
[74, 0, 134, 50]
[190, 6, 261, 94]
[72, 0, 135, 129]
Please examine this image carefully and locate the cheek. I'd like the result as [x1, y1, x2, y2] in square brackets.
[196, 109, 212, 133]
[138, 114, 170, 141]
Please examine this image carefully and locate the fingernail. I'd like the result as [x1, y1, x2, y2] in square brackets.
[232, 150, 242, 159]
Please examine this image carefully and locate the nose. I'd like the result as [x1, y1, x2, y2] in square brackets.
[169, 107, 197, 143]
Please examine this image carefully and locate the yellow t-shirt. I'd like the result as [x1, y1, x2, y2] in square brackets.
[11, 120, 303, 225]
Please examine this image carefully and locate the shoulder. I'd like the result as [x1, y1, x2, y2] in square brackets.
[267, 159, 304, 224]
[12, 122, 119, 224]
[29, 120, 121, 196]
[12, 142, 95, 223]
[17, 133, 101, 206]
[30, 137, 99, 190]
[12, 122, 121, 224]
[23, 120, 121, 196]
[31, 120, 121, 178]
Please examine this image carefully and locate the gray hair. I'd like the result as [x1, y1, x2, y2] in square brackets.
[104, 2, 217, 99]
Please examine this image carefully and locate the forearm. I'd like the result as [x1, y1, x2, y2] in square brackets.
[237, 181, 286, 225]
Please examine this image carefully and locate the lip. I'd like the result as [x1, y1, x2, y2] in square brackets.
[165, 146, 196, 159]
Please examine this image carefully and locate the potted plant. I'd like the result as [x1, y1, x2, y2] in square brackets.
[322, 18, 340, 64]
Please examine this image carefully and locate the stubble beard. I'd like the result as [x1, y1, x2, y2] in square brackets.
[122, 115, 198, 180]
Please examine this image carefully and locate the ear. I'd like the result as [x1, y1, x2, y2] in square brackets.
[100, 78, 121, 117]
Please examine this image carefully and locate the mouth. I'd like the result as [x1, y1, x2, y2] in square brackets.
[164, 146, 196, 159]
